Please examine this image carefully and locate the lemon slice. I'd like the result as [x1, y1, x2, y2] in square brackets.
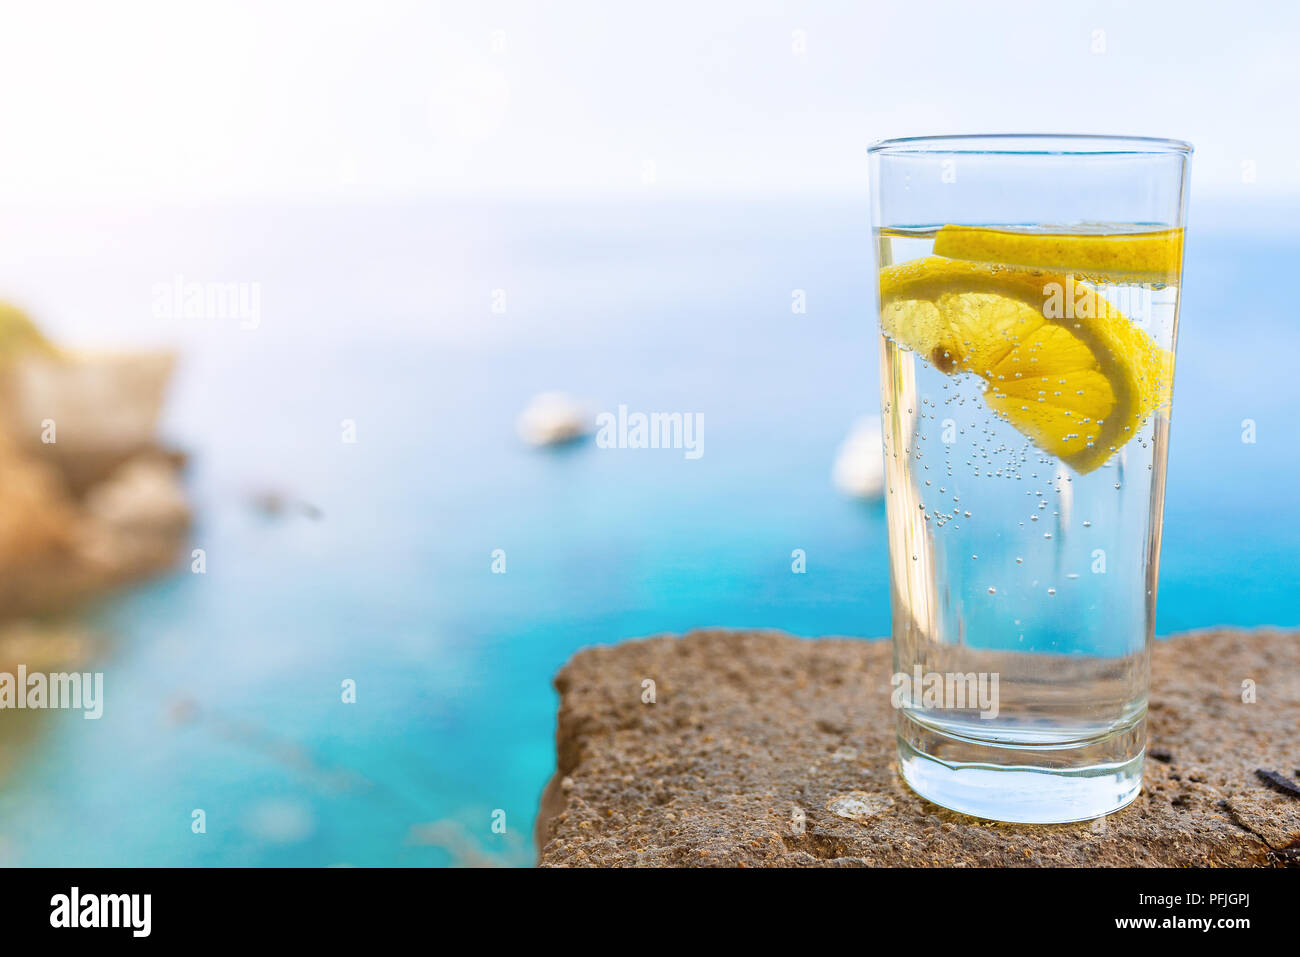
[879, 256, 1173, 474]
[933, 225, 1183, 283]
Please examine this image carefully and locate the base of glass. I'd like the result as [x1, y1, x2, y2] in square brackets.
[897, 717, 1144, 824]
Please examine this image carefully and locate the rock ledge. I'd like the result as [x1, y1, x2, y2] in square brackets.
[537, 629, 1300, 867]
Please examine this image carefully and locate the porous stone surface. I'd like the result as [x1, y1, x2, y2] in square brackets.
[536, 628, 1300, 867]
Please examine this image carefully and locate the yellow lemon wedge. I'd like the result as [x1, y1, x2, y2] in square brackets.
[878, 256, 1173, 474]
[933, 225, 1183, 284]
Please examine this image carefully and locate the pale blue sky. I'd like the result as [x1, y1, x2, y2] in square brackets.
[0, 0, 1294, 201]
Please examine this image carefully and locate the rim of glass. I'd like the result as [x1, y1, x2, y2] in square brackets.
[868, 134, 1193, 156]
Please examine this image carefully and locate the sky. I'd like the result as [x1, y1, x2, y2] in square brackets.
[0, 0, 1295, 202]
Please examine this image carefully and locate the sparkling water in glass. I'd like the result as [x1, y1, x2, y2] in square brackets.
[869, 135, 1191, 823]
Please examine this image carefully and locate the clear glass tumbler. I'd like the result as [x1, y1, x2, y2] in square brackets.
[869, 134, 1191, 823]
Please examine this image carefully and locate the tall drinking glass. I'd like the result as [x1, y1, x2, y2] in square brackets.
[869, 135, 1191, 823]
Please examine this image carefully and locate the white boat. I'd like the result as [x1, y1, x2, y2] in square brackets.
[516, 392, 591, 447]
[832, 417, 885, 500]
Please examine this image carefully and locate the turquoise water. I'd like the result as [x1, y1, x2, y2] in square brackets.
[0, 198, 1295, 865]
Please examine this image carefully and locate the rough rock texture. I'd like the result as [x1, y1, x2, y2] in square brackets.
[536, 629, 1300, 867]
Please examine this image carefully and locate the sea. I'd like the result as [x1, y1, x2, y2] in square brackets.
[0, 193, 1293, 865]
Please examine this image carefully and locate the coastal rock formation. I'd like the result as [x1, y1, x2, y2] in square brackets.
[0, 306, 190, 616]
[537, 628, 1300, 867]
[4, 351, 177, 493]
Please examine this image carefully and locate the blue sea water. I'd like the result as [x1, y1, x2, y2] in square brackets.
[0, 196, 1294, 865]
